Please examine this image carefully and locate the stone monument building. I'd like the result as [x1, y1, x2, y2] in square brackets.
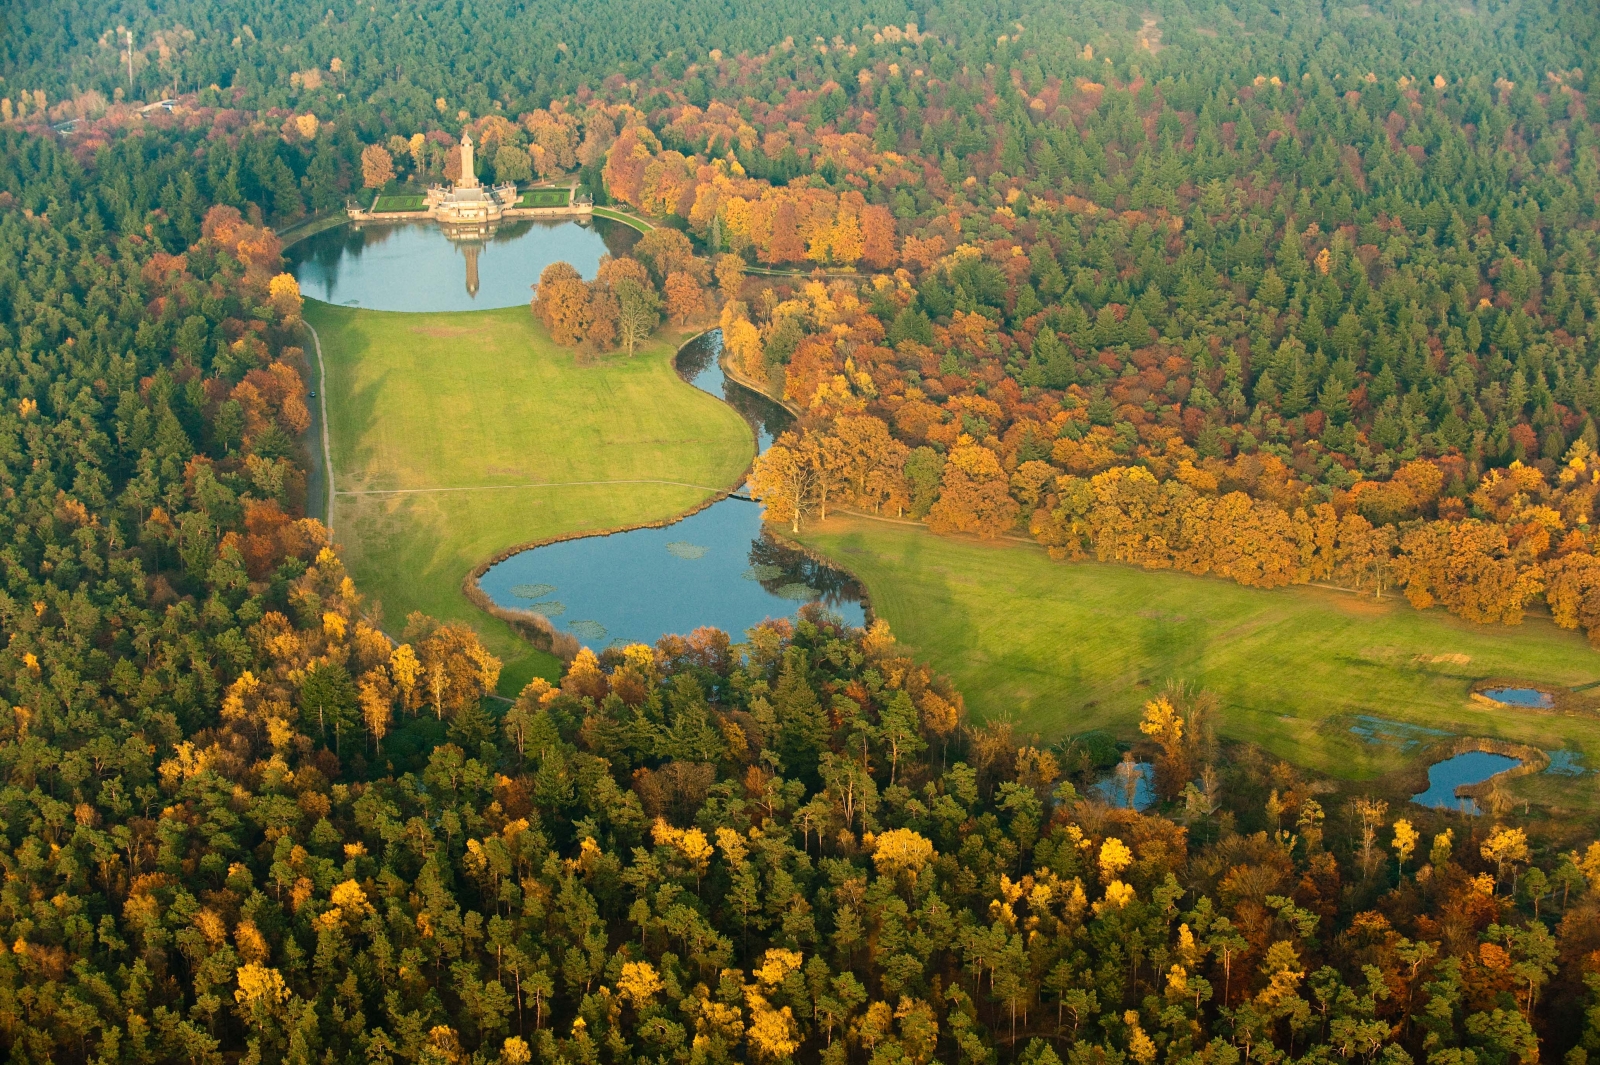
[424, 133, 517, 226]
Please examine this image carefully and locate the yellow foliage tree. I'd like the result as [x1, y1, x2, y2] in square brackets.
[1099, 837, 1133, 882]
[331, 879, 372, 914]
[1482, 826, 1531, 891]
[616, 961, 663, 1007]
[235, 962, 289, 1008]
[927, 438, 1019, 538]
[872, 828, 935, 880]
[746, 1002, 800, 1060]
[268, 273, 303, 321]
[389, 644, 421, 714]
[749, 438, 819, 533]
[720, 305, 765, 381]
[1392, 818, 1419, 876]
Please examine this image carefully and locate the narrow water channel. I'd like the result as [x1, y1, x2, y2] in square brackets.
[477, 331, 866, 648]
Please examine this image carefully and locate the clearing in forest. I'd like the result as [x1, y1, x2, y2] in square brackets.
[307, 302, 752, 691]
[799, 515, 1600, 802]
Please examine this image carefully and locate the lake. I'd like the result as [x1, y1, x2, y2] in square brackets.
[286, 217, 639, 312]
[476, 331, 866, 648]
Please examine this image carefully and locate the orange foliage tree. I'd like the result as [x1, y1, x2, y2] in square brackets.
[533, 262, 593, 346]
[1394, 520, 1545, 624]
[663, 271, 705, 325]
[360, 144, 395, 189]
[927, 438, 1019, 538]
[748, 434, 821, 532]
[860, 204, 898, 268]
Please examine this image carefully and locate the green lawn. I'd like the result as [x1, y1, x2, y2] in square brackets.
[517, 188, 571, 208]
[372, 194, 427, 212]
[798, 516, 1600, 797]
[307, 302, 753, 691]
[590, 207, 652, 233]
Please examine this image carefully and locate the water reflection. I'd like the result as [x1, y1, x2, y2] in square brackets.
[478, 330, 866, 647]
[286, 217, 639, 312]
[1093, 761, 1156, 810]
[674, 329, 790, 452]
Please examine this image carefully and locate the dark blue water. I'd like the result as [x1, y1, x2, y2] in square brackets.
[1480, 687, 1555, 708]
[1411, 751, 1521, 815]
[286, 217, 639, 311]
[478, 331, 865, 648]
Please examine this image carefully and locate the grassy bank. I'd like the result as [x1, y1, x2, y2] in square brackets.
[797, 515, 1600, 794]
[589, 207, 653, 232]
[308, 301, 753, 690]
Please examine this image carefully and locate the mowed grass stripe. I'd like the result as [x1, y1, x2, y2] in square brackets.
[307, 301, 753, 687]
[799, 515, 1600, 793]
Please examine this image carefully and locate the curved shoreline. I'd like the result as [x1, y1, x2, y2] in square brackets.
[1468, 678, 1598, 717]
[1412, 736, 1552, 811]
[461, 326, 877, 656]
[461, 329, 757, 656]
[719, 346, 803, 420]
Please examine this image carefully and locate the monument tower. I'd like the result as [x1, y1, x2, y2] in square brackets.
[458, 133, 479, 189]
[423, 131, 512, 226]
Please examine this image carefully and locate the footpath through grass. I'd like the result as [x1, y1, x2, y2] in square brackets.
[308, 302, 753, 691]
[798, 515, 1600, 795]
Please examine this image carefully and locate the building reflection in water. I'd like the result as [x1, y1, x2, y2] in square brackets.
[442, 221, 495, 299]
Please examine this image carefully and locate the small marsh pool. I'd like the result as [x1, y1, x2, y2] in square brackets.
[1479, 687, 1556, 709]
[477, 331, 866, 648]
[1412, 751, 1522, 815]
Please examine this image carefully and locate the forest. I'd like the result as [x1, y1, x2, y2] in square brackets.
[5, 0, 1600, 1062]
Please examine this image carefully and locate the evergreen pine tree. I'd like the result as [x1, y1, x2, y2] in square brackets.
[773, 649, 829, 775]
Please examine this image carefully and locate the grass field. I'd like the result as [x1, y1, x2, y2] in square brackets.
[307, 302, 753, 691]
[798, 515, 1600, 805]
[517, 188, 571, 208]
[372, 194, 427, 212]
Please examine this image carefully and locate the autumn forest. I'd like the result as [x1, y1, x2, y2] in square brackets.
[5, 1, 1600, 1065]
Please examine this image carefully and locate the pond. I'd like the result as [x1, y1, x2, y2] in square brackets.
[1412, 751, 1522, 815]
[286, 217, 640, 312]
[476, 331, 866, 648]
[1479, 686, 1556, 709]
[1093, 761, 1156, 810]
